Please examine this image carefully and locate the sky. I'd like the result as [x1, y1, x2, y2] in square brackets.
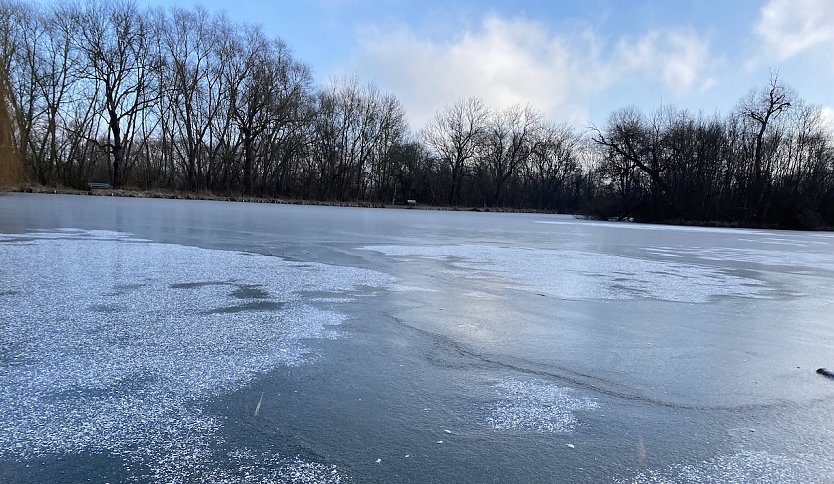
[137, 0, 834, 132]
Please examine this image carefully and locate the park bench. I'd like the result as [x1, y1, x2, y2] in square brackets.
[87, 182, 112, 190]
[406, 199, 417, 206]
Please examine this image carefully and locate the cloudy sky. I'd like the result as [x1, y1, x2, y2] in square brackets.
[139, 0, 834, 131]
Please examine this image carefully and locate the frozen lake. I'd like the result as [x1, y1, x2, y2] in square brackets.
[2, 193, 834, 482]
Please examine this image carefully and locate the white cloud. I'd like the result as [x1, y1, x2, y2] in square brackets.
[756, 0, 834, 61]
[347, 15, 716, 129]
[616, 31, 715, 95]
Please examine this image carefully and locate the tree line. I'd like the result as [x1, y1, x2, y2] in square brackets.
[2, 0, 833, 228]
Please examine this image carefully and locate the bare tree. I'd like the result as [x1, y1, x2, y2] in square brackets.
[227, 28, 311, 196]
[0, 0, 24, 184]
[528, 123, 580, 210]
[367, 92, 407, 202]
[160, 6, 232, 191]
[2, 0, 40, 173]
[29, 3, 80, 184]
[592, 106, 674, 217]
[256, 40, 313, 196]
[71, 0, 159, 188]
[420, 97, 489, 205]
[0, 51, 23, 184]
[735, 72, 794, 222]
[309, 77, 406, 201]
[483, 104, 542, 206]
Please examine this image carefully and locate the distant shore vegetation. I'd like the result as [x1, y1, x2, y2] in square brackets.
[1, 1, 832, 229]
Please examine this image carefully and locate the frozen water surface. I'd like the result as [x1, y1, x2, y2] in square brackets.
[485, 378, 599, 433]
[0, 229, 392, 481]
[360, 244, 772, 302]
[615, 451, 834, 484]
[2, 194, 834, 482]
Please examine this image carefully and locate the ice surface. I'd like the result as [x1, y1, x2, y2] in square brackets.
[361, 245, 771, 303]
[682, 246, 834, 272]
[386, 285, 439, 293]
[615, 451, 834, 483]
[215, 449, 343, 484]
[485, 379, 599, 433]
[0, 230, 395, 481]
[533, 220, 769, 235]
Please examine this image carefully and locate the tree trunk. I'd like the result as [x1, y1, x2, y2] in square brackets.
[243, 128, 253, 196]
[110, 110, 123, 188]
[0, 62, 23, 186]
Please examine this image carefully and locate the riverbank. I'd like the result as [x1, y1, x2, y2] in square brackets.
[0, 184, 562, 214]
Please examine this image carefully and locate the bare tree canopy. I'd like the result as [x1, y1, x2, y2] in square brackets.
[420, 97, 489, 205]
[1, 0, 833, 229]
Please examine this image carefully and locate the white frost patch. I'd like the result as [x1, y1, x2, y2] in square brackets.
[210, 450, 343, 484]
[615, 451, 834, 483]
[0, 228, 149, 242]
[485, 379, 599, 433]
[0, 230, 395, 481]
[360, 245, 770, 303]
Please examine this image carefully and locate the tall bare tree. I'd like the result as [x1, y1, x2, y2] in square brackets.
[735, 72, 794, 222]
[72, 0, 158, 188]
[528, 123, 580, 210]
[0, 55, 23, 185]
[420, 97, 488, 205]
[0, 1, 23, 184]
[483, 104, 542, 206]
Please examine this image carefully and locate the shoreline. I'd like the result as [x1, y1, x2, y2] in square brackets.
[0, 184, 562, 214]
[3, 185, 831, 232]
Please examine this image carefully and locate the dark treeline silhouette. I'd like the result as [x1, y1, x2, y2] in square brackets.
[2, 0, 833, 228]
[591, 79, 834, 228]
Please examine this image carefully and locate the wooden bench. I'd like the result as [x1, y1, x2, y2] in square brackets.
[406, 199, 417, 206]
[87, 182, 112, 190]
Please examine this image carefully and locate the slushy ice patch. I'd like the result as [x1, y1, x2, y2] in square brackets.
[486, 379, 599, 433]
[361, 245, 770, 303]
[615, 451, 834, 483]
[0, 230, 394, 481]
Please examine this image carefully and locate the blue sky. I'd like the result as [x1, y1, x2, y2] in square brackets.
[138, 0, 834, 130]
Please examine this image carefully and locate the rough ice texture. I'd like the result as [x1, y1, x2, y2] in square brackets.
[485, 379, 599, 433]
[615, 451, 834, 483]
[0, 229, 395, 482]
[360, 245, 771, 303]
[680, 246, 834, 272]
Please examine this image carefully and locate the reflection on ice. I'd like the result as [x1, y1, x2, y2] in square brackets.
[486, 379, 599, 433]
[362, 245, 771, 303]
[0, 230, 394, 481]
